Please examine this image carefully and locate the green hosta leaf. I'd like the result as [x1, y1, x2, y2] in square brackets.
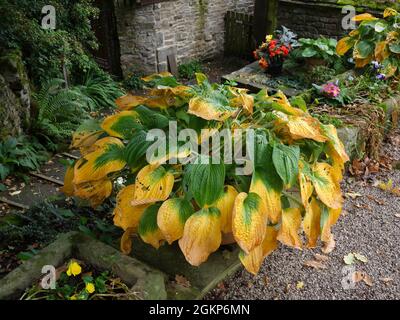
[272, 144, 300, 187]
[301, 47, 318, 58]
[123, 130, 153, 168]
[389, 43, 400, 54]
[355, 41, 374, 58]
[186, 160, 225, 207]
[0, 164, 11, 181]
[135, 105, 169, 129]
[374, 21, 387, 33]
[290, 96, 307, 112]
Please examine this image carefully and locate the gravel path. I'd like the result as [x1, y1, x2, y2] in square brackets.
[206, 137, 400, 300]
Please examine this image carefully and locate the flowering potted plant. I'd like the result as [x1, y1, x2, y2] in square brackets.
[253, 26, 298, 76]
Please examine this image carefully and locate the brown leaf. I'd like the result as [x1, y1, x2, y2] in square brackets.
[303, 260, 327, 270]
[363, 274, 373, 286]
[175, 275, 191, 288]
[314, 253, 329, 262]
[379, 277, 393, 284]
[322, 236, 335, 254]
[353, 271, 365, 283]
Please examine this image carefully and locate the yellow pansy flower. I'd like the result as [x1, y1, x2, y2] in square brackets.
[85, 283, 95, 294]
[66, 261, 82, 277]
[266, 35, 273, 42]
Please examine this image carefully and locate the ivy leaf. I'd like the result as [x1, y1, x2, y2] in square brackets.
[272, 144, 300, 187]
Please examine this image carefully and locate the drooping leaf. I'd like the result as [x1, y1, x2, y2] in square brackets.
[115, 94, 147, 110]
[336, 37, 355, 55]
[132, 165, 174, 206]
[272, 143, 300, 188]
[74, 178, 113, 208]
[138, 204, 164, 249]
[61, 165, 75, 197]
[188, 96, 236, 121]
[277, 207, 302, 249]
[186, 161, 225, 207]
[278, 115, 328, 143]
[303, 197, 321, 248]
[178, 207, 222, 266]
[120, 228, 135, 255]
[352, 13, 377, 22]
[268, 91, 305, 116]
[311, 162, 343, 209]
[157, 198, 194, 244]
[113, 184, 149, 231]
[232, 192, 267, 253]
[211, 185, 239, 234]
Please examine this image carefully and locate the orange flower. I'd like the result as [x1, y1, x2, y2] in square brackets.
[259, 57, 268, 69]
[253, 50, 259, 60]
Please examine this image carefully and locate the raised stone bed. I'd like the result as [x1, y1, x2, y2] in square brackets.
[0, 232, 167, 300]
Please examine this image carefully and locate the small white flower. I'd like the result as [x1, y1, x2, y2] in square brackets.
[116, 177, 125, 186]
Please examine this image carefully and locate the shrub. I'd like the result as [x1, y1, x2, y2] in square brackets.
[0, 136, 48, 180]
[336, 7, 400, 77]
[178, 60, 203, 79]
[62, 73, 349, 275]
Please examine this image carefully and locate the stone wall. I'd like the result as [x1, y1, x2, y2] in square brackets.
[114, 0, 255, 76]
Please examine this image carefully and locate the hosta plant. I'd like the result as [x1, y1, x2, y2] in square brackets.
[336, 7, 400, 77]
[63, 72, 349, 275]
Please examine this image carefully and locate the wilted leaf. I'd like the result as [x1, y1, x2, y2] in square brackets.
[344, 253, 355, 265]
[354, 253, 368, 263]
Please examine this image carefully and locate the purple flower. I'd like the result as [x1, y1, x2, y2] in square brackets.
[376, 73, 386, 80]
[321, 82, 341, 98]
[372, 61, 382, 70]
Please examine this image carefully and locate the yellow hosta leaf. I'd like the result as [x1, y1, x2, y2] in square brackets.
[312, 162, 343, 209]
[101, 111, 140, 139]
[299, 165, 313, 209]
[188, 96, 235, 121]
[352, 13, 377, 22]
[355, 56, 373, 68]
[157, 198, 194, 244]
[61, 165, 75, 197]
[383, 63, 398, 78]
[326, 145, 345, 183]
[277, 208, 302, 249]
[303, 197, 321, 248]
[321, 207, 342, 243]
[278, 115, 327, 143]
[269, 91, 305, 116]
[239, 225, 278, 275]
[375, 41, 390, 62]
[120, 228, 135, 255]
[336, 37, 355, 55]
[113, 184, 149, 231]
[71, 130, 103, 155]
[74, 179, 113, 208]
[384, 8, 398, 18]
[386, 31, 399, 43]
[132, 165, 174, 206]
[232, 192, 267, 254]
[73, 140, 125, 185]
[249, 172, 282, 224]
[138, 204, 165, 249]
[323, 124, 349, 163]
[115, 94, 147, 110]
[239, 246, 263, 275]
[211, 185, 239, 234]
[149, 85, 192, 100]
[178, 207, 222, 266]
[230, 93, 254, 115]
[141, 72, 172, 82]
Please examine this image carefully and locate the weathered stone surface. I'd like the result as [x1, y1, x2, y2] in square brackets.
[129, 239, 242, 299]
[0, 50, 31, 132]
[0, 232, 167, 300]
[0, 74, 22, 138]
[114, 0, 255, 76]
[337, 125, 363, 160]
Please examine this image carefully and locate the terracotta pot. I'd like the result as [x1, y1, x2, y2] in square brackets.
[221, 232, 236, 245]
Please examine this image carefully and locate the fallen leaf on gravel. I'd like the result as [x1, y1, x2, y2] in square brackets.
[363, 274, 373, 286]
[303, 260, 327, 270]
[379, 277, 393, 284]
[345, 192, 362, 199]
[366, 195, 385, 205]
[353, 271, 365, 283]
[9, 190, 21, 196]
[296, 281, 304, 289]
[263, 276, 269, 286]
[175, 275, 191, 288]
[354, 253, 368, 263]
[344, 253, 355, 265]
[314, 253, 329, 262]
[395, 214, 400, 218]
[322, 236, 335, 254]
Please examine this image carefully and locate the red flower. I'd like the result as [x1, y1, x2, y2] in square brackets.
[259, 57, 269, 69]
